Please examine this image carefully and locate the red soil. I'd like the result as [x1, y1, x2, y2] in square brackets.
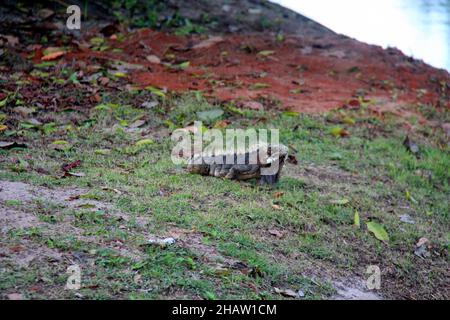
[66, 28, 449, 116]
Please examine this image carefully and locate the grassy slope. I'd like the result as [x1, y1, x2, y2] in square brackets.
[0, 93, 448, 299]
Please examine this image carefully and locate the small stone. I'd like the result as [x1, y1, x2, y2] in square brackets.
[297, 290, 305, 298]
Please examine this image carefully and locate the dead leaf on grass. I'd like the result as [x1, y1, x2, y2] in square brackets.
[62, 160, 81, 172]
[102, 187, 122, 195]
[329, 198, 350, 205]
[63, 171, 86, 178]
[41, 50, 65, 61]
[274, 287, 298, 298]
[192, 36, 224, 50]
[0, 141, 28, 149]
[146, 55, 161, 64]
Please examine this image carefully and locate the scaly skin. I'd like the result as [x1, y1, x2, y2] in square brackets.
[187, 144, 288, 185]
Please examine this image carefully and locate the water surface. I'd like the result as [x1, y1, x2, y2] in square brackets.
[272, 0, 450, 71]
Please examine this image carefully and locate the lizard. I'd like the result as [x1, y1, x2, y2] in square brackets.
[187, 143, 289, 185]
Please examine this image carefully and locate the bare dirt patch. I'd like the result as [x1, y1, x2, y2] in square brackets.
[0, 180, 147, 266]
[58, 28, 449, 118]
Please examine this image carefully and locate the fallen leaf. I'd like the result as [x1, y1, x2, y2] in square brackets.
[112, 72, 127, 78]
[274, 287, 298, 298]
[250, 82, 270, 90]
[0, 96, 7, 107]
[271, 204, 283, 211]
[343, 117, 356, 125]
[212, 265, 231, 276]
[62, 160, 81, 172]
[258, 50, 275, 56]
[330, 126, 350, 138]
[145, 85, 166, 98]
[282, 111, 300, 117]
[64, 171, 86, 178]
[135, 139, 154, 147]
[354, 211, 360, 228]
[41, 51, 65, 61]
[37, 8, 55, 20]
[102, 187, 122, 195]
[192, 36, 224, 49]
[50, 140, 72, 151]
[78, 203, 96, 209]
[95, 149, 111, 155]
[405, 190, 418, 204]
[346, 99, 361, 109]
[367, 221, 389, 242]
[129, 120, 146, 128]
[0, 141, 27, 149]
[174, 61, 190, 70]
[273, 191, 284, 198]
[0, 124, 7, 132]
[330, 199, 350, 205]
[146, 55, 161, 64]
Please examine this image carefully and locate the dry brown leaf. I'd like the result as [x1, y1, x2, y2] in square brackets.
[102, 187, 122, 195]
[146, 55, 161, 64]
[41, 51, 65, 61]
[274, 287, 297, 298]
[192, 36, 224, 50]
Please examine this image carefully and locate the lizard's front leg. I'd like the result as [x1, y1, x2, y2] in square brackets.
[225, 165, 253, 180]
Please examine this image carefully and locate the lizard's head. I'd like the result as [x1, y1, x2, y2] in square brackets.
[259, 144, 289, 185]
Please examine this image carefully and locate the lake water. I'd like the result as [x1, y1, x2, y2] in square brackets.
[272, 0, 450, 71]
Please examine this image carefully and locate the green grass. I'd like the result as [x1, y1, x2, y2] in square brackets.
[0, 94, 448, 299]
